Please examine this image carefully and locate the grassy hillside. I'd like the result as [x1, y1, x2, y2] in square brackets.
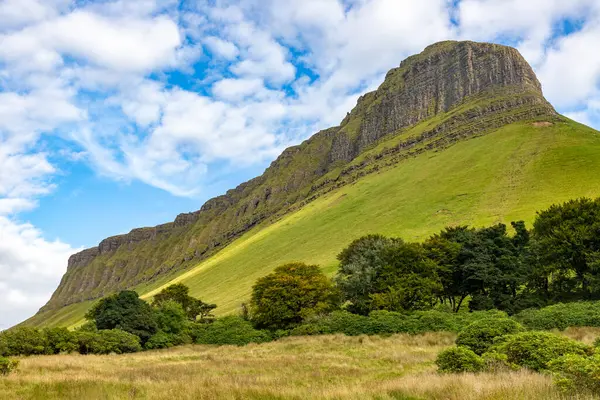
[25, 118, 600, 329]
[4, 331, 594, 400]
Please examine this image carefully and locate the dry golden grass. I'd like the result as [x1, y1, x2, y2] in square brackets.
[0, 333, 590, 400]
[559, 327, 600, 345]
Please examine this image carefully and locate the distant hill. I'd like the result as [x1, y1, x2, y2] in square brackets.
[24, 40, 600, 328]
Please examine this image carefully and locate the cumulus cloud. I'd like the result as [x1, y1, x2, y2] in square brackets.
[0, 217, 75, 330]
[2, 0, 600, 329]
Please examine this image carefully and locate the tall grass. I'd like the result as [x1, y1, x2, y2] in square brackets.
[0, 333, 582, 400]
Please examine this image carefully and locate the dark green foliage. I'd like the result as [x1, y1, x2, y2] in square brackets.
[336, 237, 441, 314]
[0, 327, 48, 356]
[426, 223, 531, 314]
[549, 354, 600, 394]
[75, 329, 141, 355]
[370, 242, 442, 312]
[189, 316, 270, 346]
[0, 357, 19, 376]
[531, 198, 600, 302]
[490, 331, 592, 371]
[145, 331, 175, 350]
[251, 263, 339, 330]
[153, 284, 216, 322]
[435, 347, 485, 373]
[456, 318, 525, 355]
[86, 291, 158, 343]
[154, 300, 187, 334]
[43, 327, 78, 354]
[335, 235, 400, 315]
[290, 309, 508, 337]
[514, 301, 600, 330]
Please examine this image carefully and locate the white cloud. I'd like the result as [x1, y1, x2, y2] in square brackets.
[204, 36, 239, 60]
[0, 11, 182, 73]
[212, 78, 265, 101]
[0, 216, 75, 330]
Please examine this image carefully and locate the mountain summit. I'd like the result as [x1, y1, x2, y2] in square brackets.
[29, 40, 600, 328]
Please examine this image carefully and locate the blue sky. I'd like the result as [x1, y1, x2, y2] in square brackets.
[2, 0, 600, 329]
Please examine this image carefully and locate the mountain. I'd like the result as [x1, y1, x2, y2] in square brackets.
[25, 40, 600, 328]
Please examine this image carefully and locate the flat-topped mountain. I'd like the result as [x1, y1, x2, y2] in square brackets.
[27, 41, 600, 328]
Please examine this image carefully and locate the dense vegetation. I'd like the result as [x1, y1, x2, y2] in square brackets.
[4, 197, 600, 394]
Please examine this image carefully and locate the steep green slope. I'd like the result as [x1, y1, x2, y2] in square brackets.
[25, 117, 600, 328]
[24, 40, 600, 328]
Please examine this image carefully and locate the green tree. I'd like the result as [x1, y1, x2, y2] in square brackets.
[425, 222, 531, 314]
[370, 241, 442, 312]
[86, 291, 158, 343]
[154, 300, 187, 334]
[335, 235, 401, 314]
[531, 198, 600, 301]
[153, 283, 216, 322]
[251, 263, 339, 330]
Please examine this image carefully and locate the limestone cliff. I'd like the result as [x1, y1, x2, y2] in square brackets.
[39, 41, 556, 313]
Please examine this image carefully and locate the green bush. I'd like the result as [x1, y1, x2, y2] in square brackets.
[145, 331, 174, 350]
[0, 357, 19, 376]
[43, 327, 78, 354]
[75, 329, 141, 354]
[456, 318, 525, 355]
[515, 301, 600, 331]
[190, 316, 271, 346]
[145, 330, 192, 350]
[0, 327, 48, 356]
[549, 354, 600, 394]
[491, 331, 592, 371]
[435, 347, 484, 373]
[290, 309, 510, 337]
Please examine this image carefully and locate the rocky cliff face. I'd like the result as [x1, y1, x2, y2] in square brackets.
[40, 41, 556, 313]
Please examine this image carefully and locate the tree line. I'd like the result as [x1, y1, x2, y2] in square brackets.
[2, 197, 600, 359]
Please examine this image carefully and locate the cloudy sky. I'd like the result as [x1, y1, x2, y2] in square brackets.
[1, 0, 600, 329]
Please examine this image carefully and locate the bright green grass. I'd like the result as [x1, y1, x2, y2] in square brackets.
[31, 119, 600, 328]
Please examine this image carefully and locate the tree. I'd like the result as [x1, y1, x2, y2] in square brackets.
[86, 291, 158, 343]
[154, 300, 187, 334]
[335, 235, 401, 314]
[370, 241, 442, 312]
[425, 222, 531, 314]
[153, 283, 216, 322]
[532, 198, 600, 302]
[251, 263, 339, 330]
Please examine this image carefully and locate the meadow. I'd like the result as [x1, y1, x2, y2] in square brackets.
[4, 330, 599, 400]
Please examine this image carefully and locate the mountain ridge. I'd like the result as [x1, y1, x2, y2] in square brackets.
[36, 40, 561, 319]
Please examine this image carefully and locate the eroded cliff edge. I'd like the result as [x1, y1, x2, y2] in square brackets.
[39, 40, 557, 313]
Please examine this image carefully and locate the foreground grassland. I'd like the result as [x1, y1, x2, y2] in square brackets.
[27, 119, 600, 329]
[5, 331, 599, 400]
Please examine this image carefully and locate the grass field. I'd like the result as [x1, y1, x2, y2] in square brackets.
[26, 119, 600, 329]
[4, 330, 599, 400]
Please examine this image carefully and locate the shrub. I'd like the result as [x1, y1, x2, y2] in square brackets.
[75, 329, 141, 354]
[515, 302, 600, 330]
[435, 347, 484, 373]
[0, 357, 19, 376]
[0, 327, 48, 356]
[43, 327, 78, 354]
[251, 263, 339, 330]
[549, 354, 600, 394]
[491, 331, 592, 371]
[290, 310, 512, 337]
[456, 318, 525, 355]
[190, 316, 271, 346]
[145, 331, 174, 350]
